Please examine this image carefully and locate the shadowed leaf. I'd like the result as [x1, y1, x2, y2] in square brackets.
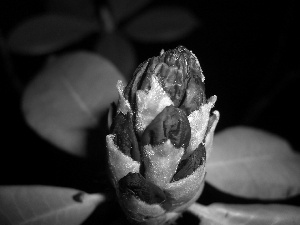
[124, 6, 199, 42]
[188, 203, 300, 225]
[206, 126, 300, 199]
[108, 0, 150, 23]
[45, 0, 95, 21]
[22, 51, 125, 156]
[96, 33, 136, 80]
[8, 14, 98, 55]
[0, 186, 105, 225]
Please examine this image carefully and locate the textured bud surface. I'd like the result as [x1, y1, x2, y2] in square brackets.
[141, 105, 191, 149]
[143, 140, 184, 188]
[107, 46, 220, 225]
[111, 112, 140, 160]
[119, 172, 166, 205]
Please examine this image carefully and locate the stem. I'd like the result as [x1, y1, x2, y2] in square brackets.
[0, 29, 23, 95]
[100, 6, 115, 33]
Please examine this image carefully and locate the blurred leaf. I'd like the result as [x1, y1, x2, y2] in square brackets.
[0, 185, 105, 225]
[45, 0, 95, 21]
[8, 14, 99, 55]
[96, 33, 136, 80]
[188, 203, 300, 225]
[123, 6, 199, 42]
[206, 126, 300, 199]
[22, 51, 126, 156]
[108, 0, 150, 23]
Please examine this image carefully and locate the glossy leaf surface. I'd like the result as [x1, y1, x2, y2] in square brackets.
[188, 203, 300, 225]
[22, 52, 125, 156]
[0, 186, 105, 225]
[206, 126, 300, 199]
[124, 7, 199, 42]
[8, 14, 98, 55]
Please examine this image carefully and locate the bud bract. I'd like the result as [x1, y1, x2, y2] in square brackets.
[106, 46, 219, 225]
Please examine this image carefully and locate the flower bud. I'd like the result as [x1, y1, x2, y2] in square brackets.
[106, 46, 220, 224]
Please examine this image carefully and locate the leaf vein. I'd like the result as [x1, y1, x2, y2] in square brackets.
[60, 75, 97, 123]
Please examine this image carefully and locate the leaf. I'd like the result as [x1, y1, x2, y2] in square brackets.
[188, 203, 300, 225]
[45, 0, 95, 21]
[108, 0, 151, 23]
[0, 185, 105, 225]
[96, 33, 136, 80]
[123, 6, 199, 42]
[22, 51, 126, 156]
[8, 14, 98, 55]
[206, 126, 300, 199]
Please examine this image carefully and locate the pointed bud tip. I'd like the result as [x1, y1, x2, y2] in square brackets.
[150, 46, 206, 112]
[162, 46, 204, 82]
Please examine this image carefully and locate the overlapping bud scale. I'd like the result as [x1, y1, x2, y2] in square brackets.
[106, 46, 219, 225]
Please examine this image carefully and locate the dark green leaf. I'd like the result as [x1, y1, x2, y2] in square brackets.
[108, 0, 151, 23]
[8, 14, 98, 55]
[188, 203, 300, 225]
[124, 7, 199, 42]
[22, 52, 126, 156]
[0, 186, 105, 225]
[206, 126, 300, 199]
[45, 0, 95, 21]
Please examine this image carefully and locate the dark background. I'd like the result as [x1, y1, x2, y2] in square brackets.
[0, 0, 299, 222]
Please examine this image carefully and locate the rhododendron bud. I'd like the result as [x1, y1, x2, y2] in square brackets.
[106, 46, 219, 225]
